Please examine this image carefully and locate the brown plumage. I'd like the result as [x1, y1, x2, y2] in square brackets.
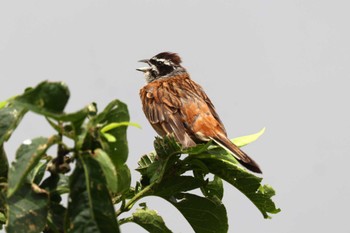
[138, 52, 262, 173]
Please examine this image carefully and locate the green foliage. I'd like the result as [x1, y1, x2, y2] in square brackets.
[166, 193, 228, 233]
[185, 151, 280, 218]
[0, 145, 8, 179]
[122, 203, 172, 233]
[0, 81, 280, 233]
[0, 105, 27, 145]
[7, 183, 49, 233]
[7, 136, 59, 198]
[66, 153, 120, 233]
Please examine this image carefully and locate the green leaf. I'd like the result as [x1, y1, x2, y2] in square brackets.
[154, 135, 182, 160]
[7, 136, 59, 198]
[136, 137, 200, 187]
[7, 182, 49, 233]
[28, 160, 49, 185]
[0, 101, 7, 110]
[205, 175, 224, 200]
[130, 205, 172, 233]
[153, 176, 203, 197]
[191, 171, 224, 201]
[55, 174, 69, 195]
[101, 121, 141, 133]
[66, 153, 120, 233]
[93, 149, 118, 193]
[101, 120, 141, 144]
[188, 152, 280, 218]
[0, 145, 8, 179]
[162, 193, 228, 233]
[101, 132, 116, 142]
[136, 152, 157, 176]
[182, 141, 213, 155]
[0, 105, 27, 145]
[11, 81, 70, 115]
[194, 172, 224, 200]
[136, 152, 159, 184]
[0, 211, 5, 224]
[116, 164, 131, 195]
[147, 136, 182, 183]
[231, 127, 265, 147]
[96, 100, 130, 167]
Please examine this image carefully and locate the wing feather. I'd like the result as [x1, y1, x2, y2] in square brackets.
[184, 78, 227, 135]
[140, 77, 196, 148]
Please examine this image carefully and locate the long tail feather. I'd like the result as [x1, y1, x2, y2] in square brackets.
[210, 135, 262, 174]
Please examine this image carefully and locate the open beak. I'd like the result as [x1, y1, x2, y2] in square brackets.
[136, 59, 152, 72]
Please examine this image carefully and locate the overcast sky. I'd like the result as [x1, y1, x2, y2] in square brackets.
[1, 1, 349, 232]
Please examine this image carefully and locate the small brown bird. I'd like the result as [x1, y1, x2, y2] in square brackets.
[137, 52, 262, 173]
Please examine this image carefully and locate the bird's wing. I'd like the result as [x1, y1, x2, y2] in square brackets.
[140, 77, 197, 148]
[184, 78, 227, 135]
[178, 78, 227, 138]
[180, 78, 262, 173]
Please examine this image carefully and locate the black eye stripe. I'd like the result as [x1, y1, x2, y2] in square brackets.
[147, 53, 183, 77]
[149, 59, 156, 65]
[150, 58, 166, 66]
[158, 65, 174, 76]
[142, 52, 184, 82]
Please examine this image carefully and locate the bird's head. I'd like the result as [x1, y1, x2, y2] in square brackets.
[137, 52, 186, 83]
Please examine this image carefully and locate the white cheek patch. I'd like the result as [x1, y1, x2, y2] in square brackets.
[144, 66, 160, 83]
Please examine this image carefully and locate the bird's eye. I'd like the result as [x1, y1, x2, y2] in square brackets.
[156, 60, 163, 66]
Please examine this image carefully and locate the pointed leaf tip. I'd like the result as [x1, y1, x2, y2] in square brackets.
[101, 121, 141, 133]
[232, 127, 266, 148]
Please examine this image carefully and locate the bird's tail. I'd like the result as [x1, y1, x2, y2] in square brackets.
[210, 135, 262, 174]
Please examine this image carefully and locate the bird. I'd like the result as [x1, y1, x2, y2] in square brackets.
[137, 52, 262, 173]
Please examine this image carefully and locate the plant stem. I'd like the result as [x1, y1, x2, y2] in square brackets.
[116, 182, 156, 217]
[118, 216, 133, 225]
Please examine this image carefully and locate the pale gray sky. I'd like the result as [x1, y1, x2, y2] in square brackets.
[1, 1, 349, 232]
